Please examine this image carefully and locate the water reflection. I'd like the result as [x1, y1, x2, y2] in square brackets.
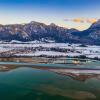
[0, 57, 100, 100]
[0, 62, 100, 100]
[0, 64, 100, 82]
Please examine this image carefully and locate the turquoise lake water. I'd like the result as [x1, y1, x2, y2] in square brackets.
[0, 61, 100, 100]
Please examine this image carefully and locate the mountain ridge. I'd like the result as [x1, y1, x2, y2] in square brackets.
[0, 20, 100, 45]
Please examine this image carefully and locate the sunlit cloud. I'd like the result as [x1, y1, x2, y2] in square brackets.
[86, 18, 97, 23]
[73, 18, 84, 23]
[64, 18, 98, 24]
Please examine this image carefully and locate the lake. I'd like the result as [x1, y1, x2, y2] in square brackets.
[0, 60, 100, 100]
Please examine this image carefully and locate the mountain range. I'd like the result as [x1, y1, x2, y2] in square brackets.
[0, 20, 100, 45]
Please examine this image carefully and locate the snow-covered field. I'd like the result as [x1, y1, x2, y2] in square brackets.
[0, 42, 100, 58]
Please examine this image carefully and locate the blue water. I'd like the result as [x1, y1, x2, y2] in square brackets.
[0, 61, 100, 100]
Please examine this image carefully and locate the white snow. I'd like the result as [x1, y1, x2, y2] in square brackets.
[0, 43, 100, 58]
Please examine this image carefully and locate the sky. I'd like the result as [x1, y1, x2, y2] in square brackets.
[0, 0, 100, 30]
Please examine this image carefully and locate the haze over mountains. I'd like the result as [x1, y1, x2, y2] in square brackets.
[0, 20, 100, 45]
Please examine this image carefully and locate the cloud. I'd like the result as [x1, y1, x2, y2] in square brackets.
[64, 18, 98, 24]
[73, 18, 85, 23]
[86, 18, 97, 23]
